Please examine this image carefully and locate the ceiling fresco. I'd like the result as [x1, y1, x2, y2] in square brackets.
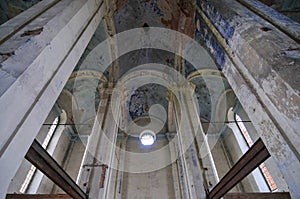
[0, 0, 242, 135]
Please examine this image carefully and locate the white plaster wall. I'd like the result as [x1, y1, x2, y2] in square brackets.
[121, 138, 175, 199]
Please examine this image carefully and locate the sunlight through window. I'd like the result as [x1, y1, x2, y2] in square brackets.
[19, 116, 59, 193]
[140, 130, 156, 146]
[235, 114, 277, 192]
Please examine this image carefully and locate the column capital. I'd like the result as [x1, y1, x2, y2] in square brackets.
[166, 82, 196, 100]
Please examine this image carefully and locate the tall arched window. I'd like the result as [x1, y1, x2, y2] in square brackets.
[235, 114, 277, 192]
[19, 116, 60, 193]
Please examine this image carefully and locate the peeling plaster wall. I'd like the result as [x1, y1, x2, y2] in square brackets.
[0, 0, 42, 25]
[258, 0, 300, 23]
[234, 104, 290, 191]
[196, 0, 300, 197]
[2, 0, 299, 198]
[113, 0, 195, 79]
[195, 0, 235, 70]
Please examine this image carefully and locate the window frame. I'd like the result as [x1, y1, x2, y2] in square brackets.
[234, 113, 277, 192]
[19, 116, 60, 193]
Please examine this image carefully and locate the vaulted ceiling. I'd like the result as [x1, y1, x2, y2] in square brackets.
[3, 0, 298, 136]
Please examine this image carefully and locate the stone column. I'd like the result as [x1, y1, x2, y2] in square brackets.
[77, 87, 121, 199]
[170, 83, 207, 199]
[0, 0, 106, 197]
[166, 132, 184, 199]
[106, 132, 127, 199]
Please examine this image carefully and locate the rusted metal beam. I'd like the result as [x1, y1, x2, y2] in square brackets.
[25, 139, 87, 199]
[224, 192, 291, 199]
[6, 194, 71, 199]
[209, 138, 270, 199]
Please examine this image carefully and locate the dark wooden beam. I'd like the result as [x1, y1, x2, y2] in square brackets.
[224, 192, 291, 199]
[209, 138, 271, 199]
[25, 139, 87, 199]
[6, 194, 71, 199]
[6, 192, 290, 199]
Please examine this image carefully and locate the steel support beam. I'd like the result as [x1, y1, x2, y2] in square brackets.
[224, 192, 291, 199]
[208, 138, 270, 199]
[6, 194, 71, 199]
[25, 140, 87, 199]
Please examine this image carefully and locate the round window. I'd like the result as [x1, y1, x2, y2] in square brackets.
[139, 130, 156, 146]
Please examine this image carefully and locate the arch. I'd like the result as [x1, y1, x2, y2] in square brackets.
[56, 89, 78, 124]
[187, 69, 233, 134]
[68, 70, 108, 83]
[187, 69, 226, 81]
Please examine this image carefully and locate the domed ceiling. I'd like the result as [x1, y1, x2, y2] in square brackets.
[56, 0, 232, 135]
[0, 0, 240, 135]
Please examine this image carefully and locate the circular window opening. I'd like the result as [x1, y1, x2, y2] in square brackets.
[139, 130, 156, 146]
